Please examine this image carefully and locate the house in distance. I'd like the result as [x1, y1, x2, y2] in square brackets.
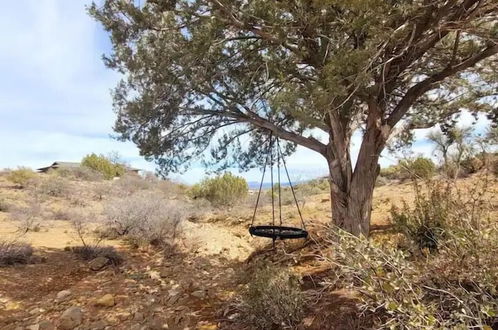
[37, 161, 141, 175]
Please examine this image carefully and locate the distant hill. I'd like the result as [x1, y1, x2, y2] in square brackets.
[247, 181, 291, 190]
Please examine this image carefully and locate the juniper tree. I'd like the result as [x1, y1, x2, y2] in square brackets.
[90, 0, 498, 236]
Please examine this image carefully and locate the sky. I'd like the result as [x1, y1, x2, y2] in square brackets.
[0, 1, 491, 184]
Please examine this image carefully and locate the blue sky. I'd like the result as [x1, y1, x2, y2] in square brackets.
[0, 1, 491, 184]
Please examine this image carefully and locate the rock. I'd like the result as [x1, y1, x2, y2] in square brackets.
[191, 290, 207, 299]
[28, 255, 45, 264]
[198, 322, 218, 330]
[29, 307, 45, 315]
[94, 294, 115, 307]
[59, 306, 83, 330]
[159, 270, 168, 278]
[56, 290, 72, 302]
[147, 317, 167, 330]
[133, 312, 144, 322]
[89, 320, 106, 330]
[88, 256, 109, 271]
[5, 301, 21, 310]
[38, 320, 55, 330]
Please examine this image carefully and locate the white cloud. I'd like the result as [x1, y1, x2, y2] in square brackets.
[0, 1, 493, 184]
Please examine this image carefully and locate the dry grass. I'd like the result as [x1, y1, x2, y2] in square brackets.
[0, 241, 33, 266]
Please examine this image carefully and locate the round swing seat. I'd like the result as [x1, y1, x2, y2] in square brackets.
[249, 225, 308, 240]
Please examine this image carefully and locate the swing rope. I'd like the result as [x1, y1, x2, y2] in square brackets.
[249, 133, 308, 240]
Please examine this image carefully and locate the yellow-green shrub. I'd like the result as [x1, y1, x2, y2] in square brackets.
[399, 156, 436, 180]
[81, 153, 125, 180]
[6, 167, 36, 188]
[190, 173, 248, 207]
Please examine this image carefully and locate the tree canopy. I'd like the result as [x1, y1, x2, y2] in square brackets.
[90, 0, 497, 235]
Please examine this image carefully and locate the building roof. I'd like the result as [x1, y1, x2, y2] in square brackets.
[37, 161, 141, 172]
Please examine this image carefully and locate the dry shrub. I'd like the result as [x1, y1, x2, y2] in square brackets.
[71, 245, 123, 265]
[93, 182, 111, 200]
[54, 166, 104, 181]
[10, 201, 43, 233]
[6, 167, 36, 188]
[0, 197, 11, 212]
[0, 241, 33, 266]
[111, 174, 153, 197]
[31, 175, 72, 198]
[325, 176, 498, 329]
[239, 264, 306, 329]
[391, 176, 492, 253]
[103, 192, 186, 247]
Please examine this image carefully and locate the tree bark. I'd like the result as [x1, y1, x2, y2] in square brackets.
[327, 101, 389, 236]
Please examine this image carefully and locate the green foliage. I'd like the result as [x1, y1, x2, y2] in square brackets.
[398, 157, 436, 180]
[81, 153, 125, 180]
[391, 182, 450, 251]
[379, 165, 402, 180]
[189, 173, 248, 207]
[6, 167, 35, 188]
[240, 264, 306, 329]
[329, 225, 498, 328]
[328, 175, 498, 328]
[89, 0, 498, 177]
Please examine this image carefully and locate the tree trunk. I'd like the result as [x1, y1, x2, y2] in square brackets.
[327, 101, 389, 237]
[328, 155, 380, 236]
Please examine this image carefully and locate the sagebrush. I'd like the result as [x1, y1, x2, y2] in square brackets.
[239, 264, 306, 329]
[103, 192, 186, 247]
[190, 172, 248, 207]
[0, 241, 33, 266]
[6, 167, 36, 188]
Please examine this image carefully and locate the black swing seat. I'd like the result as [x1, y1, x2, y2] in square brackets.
[249, 225, 308, 240]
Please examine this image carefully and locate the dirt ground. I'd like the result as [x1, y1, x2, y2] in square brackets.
[1, 173, 496, 329]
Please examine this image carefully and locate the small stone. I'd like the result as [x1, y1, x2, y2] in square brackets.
[38, 321, 55, 330]
[133, 312, 145, 322]
[56, 290, 72, 302]
[159, 270, 168, 278]
[5, 301, 21, 310]
[89, 256, 109, 271]
[90, 320, 106, 330]
[29, 307, 44, 315]
[94, 294, 115, 307]
[59, 306, 83, 330]
[191, 290, 207, 299]
[147, 317, 166, 330]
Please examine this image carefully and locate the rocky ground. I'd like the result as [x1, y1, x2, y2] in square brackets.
[1, 173, 496, 329]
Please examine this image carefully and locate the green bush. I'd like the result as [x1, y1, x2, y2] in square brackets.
[328, 223, 498, 328]
[391, 182, 450, 252]
[240, 264, 306, 329]
[379, 165, 401, 180]
[399, 156, 436, 180]
[81, 153, 125, 180]
[6, 167, 36, 188]
[190, 173, 248, 207]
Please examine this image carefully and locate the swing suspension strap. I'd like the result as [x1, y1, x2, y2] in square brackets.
[250, 133, 306, 231]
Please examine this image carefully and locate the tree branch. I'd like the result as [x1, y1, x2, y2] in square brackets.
[387, 44, 498, 127]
